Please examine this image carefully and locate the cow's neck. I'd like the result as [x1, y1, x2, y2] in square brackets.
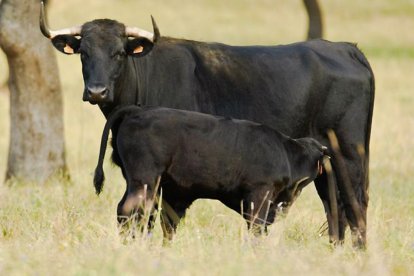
[99, 57, 142, 118]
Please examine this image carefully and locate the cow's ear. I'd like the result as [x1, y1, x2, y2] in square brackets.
[51, 35, 81, 55]
[126, 38, 154, 57]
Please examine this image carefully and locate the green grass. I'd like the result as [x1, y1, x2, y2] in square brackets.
[1, 0, 414, 274]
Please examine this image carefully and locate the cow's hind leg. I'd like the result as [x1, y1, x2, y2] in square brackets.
[327, 127, 369, 249]
[329, 143, 368, 248]
[314, 171, 347, 245]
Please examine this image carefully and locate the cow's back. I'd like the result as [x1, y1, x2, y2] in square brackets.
[137, 38, 373, 138]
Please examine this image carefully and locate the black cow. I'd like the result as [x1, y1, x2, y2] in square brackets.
[40, 2, 374, 247]
[94, 106, 329, 239]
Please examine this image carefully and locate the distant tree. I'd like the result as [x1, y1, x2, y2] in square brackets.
[0, 0, 68, 182]
[303, 0, 323, 40]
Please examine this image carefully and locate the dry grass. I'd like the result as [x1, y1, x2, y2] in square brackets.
[1, 0, 414, 275]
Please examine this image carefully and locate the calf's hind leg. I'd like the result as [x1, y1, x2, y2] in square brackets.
[159, 199, 192, 242]
[117, 176, 160, 238]
[157, 175, 194, 242]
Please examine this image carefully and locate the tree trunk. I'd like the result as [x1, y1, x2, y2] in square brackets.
[0, 0, 68, 182]
[303, 0, 323, 40]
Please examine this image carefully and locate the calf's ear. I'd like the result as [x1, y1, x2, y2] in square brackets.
[126, 38, 154, 57]
[51, 35, 81, 55]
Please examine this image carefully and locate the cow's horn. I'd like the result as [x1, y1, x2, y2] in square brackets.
[40, 1, 82, 39]
[151, 16, 161, 42]
[125, 16, 160, 42]
[125, 25, 154, 42]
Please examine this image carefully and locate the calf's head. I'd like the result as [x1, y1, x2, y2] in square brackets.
[39, 1, 158, 105]
[294, 137, 329, 179]
[275, 137, 329, 212]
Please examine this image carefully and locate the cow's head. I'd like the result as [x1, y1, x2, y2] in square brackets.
[39, 1, 159, 105]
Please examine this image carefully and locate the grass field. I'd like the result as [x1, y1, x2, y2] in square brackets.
[1, 0, 414, 274]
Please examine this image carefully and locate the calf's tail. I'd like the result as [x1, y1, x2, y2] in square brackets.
[94, 105, 142, 195]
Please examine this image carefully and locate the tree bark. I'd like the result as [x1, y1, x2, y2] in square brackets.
[0, 0, 68, 182]
[303, 0, 323, 40]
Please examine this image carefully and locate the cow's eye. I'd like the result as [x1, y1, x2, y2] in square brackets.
[80, 52, 89, 60]
[114, 51, 126, 59]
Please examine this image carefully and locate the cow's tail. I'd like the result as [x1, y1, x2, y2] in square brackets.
[94, 105, 142, 195]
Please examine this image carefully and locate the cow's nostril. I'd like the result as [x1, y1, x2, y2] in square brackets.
[87, 86, 108, 100]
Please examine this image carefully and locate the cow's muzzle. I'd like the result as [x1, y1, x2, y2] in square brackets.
[85, 86, 109, 103]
